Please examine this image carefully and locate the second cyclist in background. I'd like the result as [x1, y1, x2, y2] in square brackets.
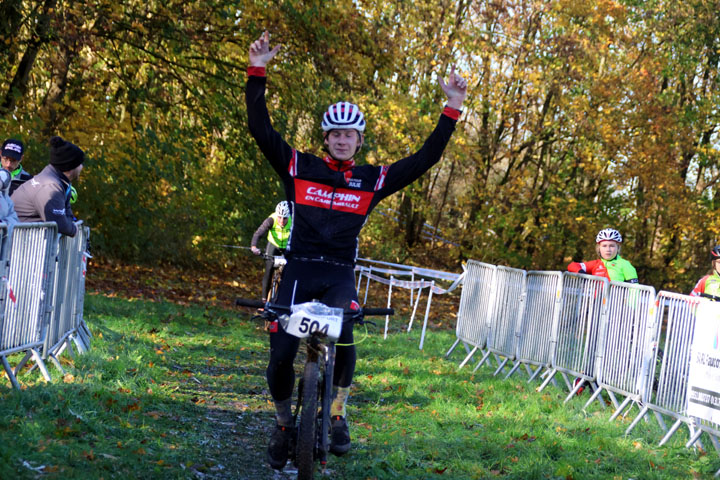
[567, 228, 639, 283]
[251, 201, 292, 301]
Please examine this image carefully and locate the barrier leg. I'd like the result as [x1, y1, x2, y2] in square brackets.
[66, 337, 79, 358]
[606, 389, 620, 410]
[48, 355, 66, 375]
[408, 287, 423, 331]
[472, 351, 492, 373]
[15, 351, 33, 374]
[626, 405, 649, 435]
[2, 356, 21, 390]
[537, 369, 557, 392]
[30, 349, 52, 382]
[493, 353, 508, 375]
[446, 339, 461, 358]
[384, 282, 393, 340]
[493, 357, 509, 377]
[609, 396, 633, 421]
[78, 322, 92, 348]
[54, 339, 71, 360]
[653, 411, 669, 433]
[418, 284, 434, 350]
[527, 366, 545, 383]
[458, 346, 478, 369]
[583, 387, 604, 410]
[564, 379, 586, 404]
[409, 272, 414, 310]
[658, 418, 684, 446]
[504, 361, 522, 380]
[363, 275, 371, 304]
[686, 429, 703, 449]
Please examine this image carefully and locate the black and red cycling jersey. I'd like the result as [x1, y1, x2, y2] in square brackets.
[246, 67, 461, 265]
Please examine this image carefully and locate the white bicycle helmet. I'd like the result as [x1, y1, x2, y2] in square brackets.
[596, 228, 622, 243]
[275, 201, 290, 218]
[321, 102, 366, 132]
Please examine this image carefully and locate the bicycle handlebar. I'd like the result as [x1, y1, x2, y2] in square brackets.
[700, 292, 720, 302]
[236, 298, 265, 309]
[235, 298, 394, 319]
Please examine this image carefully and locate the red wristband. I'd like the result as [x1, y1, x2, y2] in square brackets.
[442, 106, 461, 120]
[248, 66, 266, 77]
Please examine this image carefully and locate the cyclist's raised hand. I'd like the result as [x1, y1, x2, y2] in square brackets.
[439, 65, 468, 111]
[251, 246, 261, 256]
[249, 30, 281, 67]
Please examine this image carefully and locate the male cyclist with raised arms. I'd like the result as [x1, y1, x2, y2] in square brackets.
[567, 228, 638, 283]
[246, 30, 467, 470]
[251, 201, 292, 300]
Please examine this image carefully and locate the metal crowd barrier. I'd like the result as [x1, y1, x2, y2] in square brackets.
[44, 223, 91, 369]
[538, 272, 608, 404]
[0, 221, 91, 389]
[586, 282, 657, 418]
[474, 266, 526, 375]
[446, 259, 720, 474]
[446, 260, 497, 369]
[508, 271, 563, 382]
[625, 291, 703, 445]
[0, 223, 59, 389]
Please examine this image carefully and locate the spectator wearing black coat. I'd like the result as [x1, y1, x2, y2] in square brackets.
[12, 136, 85, 237]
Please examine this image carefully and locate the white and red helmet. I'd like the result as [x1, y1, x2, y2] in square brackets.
[321, 102, 366, 132]
[596, 228, 622, 244]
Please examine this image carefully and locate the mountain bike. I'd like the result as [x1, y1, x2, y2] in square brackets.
[235, 297, 393, 480]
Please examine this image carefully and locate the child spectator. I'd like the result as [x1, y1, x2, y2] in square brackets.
[567, 228, 638, 283]
[690, 246, 720, 298]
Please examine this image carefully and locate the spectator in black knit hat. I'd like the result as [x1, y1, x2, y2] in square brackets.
[12, 136, 85, 236]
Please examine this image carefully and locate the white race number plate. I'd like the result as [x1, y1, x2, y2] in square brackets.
[281, 301, 344, 342]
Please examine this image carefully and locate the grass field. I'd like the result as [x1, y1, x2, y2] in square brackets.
[0, 293, 714, 479]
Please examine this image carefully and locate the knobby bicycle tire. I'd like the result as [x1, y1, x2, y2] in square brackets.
[297, 360, 319, 480]
[267, 269, 282, 303]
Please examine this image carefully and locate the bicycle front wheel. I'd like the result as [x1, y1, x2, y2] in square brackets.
[297, 360, 319, 480]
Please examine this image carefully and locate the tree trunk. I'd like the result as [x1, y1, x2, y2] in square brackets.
[1, 0, 57, 115]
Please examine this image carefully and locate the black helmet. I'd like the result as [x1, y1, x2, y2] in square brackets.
[711, 246, 720, 262]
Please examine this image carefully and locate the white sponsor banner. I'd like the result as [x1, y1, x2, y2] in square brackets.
[687, 301, 720, 424]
